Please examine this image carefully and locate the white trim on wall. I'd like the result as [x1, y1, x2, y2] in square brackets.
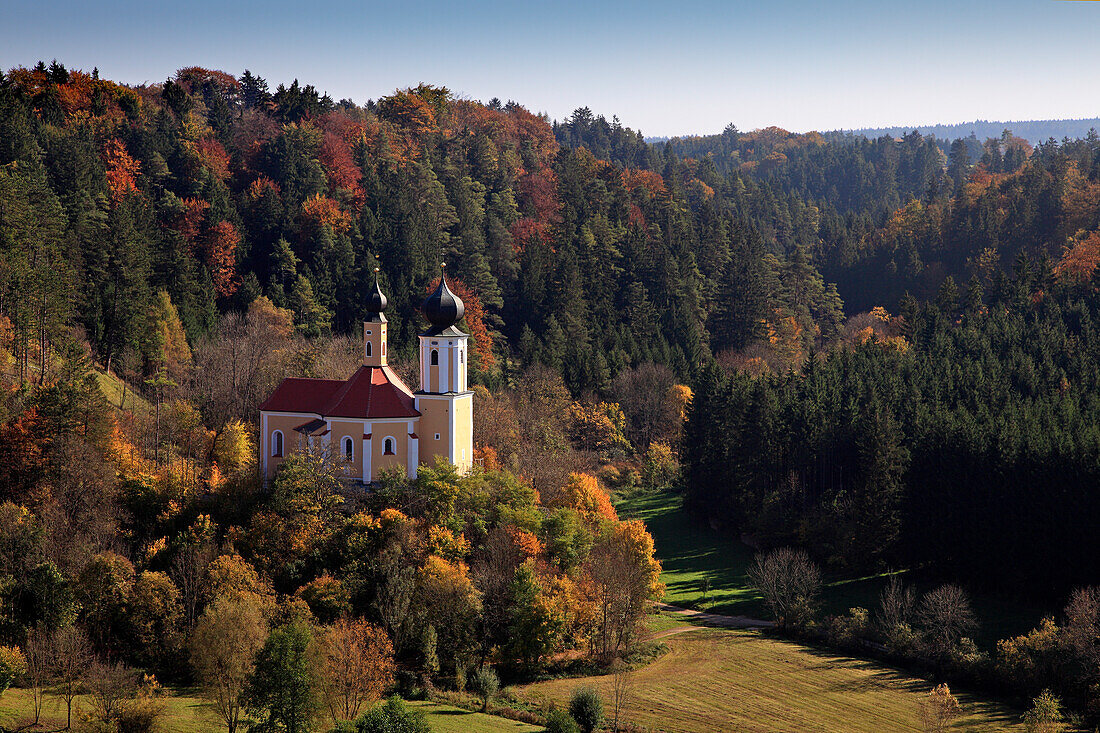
[261, 413, 269, 476]
[363, 434, 372, 482]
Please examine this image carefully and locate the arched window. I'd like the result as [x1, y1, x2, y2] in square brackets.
[383, 437, 395, 455]
[342, 436, 354, 461]
[272, 430, 284, 457]
[382, 341, 386, 356]
[430, 349, 439, 366]
[460, 350, 464, 364]
[366, 342, 372, 357]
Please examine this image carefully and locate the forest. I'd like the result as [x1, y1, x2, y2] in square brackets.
[3, 59, 1100, 729]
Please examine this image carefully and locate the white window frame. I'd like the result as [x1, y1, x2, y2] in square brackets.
[272, 430, 284, 457]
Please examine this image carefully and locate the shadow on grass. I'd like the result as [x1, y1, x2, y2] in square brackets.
[774, 635, 1025, 725]
[622, 490, 1051, 647]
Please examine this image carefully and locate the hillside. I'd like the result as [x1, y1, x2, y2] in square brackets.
[3, 59, 1100, 731]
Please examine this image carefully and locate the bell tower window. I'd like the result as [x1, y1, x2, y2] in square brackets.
[430, 349, 439, 366]
[366, 342, 372, 357]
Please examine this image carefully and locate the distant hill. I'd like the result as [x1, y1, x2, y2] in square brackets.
[647, 118, 1100, 146]
[832, 118, 1100, 145]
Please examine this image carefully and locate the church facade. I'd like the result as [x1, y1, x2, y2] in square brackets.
[258, 267, 473, 482]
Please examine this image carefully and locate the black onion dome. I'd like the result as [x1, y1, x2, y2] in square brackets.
[420, 264, 464, 332]
[367, 268, 388, 313]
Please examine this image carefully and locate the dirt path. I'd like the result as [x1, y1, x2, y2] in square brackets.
[652, 602, 774, 637]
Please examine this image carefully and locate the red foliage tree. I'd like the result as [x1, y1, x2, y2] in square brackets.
[319, 130, 363, 202]
[508, 218, 553, 256]
[174, 67, 240, 96]
[177, 198, 210, 248]
[196, 137, 230, 182]
[0, 409, 46, 502]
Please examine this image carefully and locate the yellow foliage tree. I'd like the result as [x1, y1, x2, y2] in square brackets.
[213, 420, 255, 476]
[551, 473, 618, 526]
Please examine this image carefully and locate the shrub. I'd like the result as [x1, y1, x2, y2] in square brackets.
[468, 666, 500, 712]
[0, 645, 26, 696]
[917, 683, 960, 733]
[352, 696, 429, 733]
[1023, 689, 1065, 733]
[824, 607, 870, 649]
[569, 687, 604, 733]
[545, 708, 581, 733]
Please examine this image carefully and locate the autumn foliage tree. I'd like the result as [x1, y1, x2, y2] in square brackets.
[315, 617, 395, 724]
[584, 519, 663, 659]
[204, 221, 241, 298]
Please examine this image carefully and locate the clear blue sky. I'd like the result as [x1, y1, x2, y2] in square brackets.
[3, 0, 1099, 137]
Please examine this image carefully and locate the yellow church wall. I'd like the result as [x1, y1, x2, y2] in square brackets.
[416, 397, 450, 466]
[370, 422, 410, 478]
[262, 412, 317, 479]
[453, 393, 473, 471]
[328, 419, 364, 479]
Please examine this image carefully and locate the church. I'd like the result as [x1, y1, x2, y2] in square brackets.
[258, 266, 473, 482]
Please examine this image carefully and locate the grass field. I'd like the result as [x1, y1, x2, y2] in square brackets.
[407, 700, 542, 732]
[0, 686, 219, 732]
[517, 627, 1026, 733]
[617, 490, 1050, 646]
[0, 689, 539, 733]
[95, 369, 152, 414]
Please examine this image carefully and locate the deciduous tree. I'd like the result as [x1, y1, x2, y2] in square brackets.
[191, 594, 269, 733]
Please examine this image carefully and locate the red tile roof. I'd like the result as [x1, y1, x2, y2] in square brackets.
[259, 366, 420, 420]
[259, 378, 343, 414]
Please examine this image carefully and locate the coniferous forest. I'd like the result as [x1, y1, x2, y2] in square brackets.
[5, 61, 1100, 727]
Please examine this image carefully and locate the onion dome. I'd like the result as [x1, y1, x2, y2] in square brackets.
[367, 267, 388, 314]
[420, 263, 464, 333]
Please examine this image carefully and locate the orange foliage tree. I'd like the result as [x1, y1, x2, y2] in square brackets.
[584, 518, 664, 658]
[549, 473, 618, 526]
[176, 197, 210, 246]
[103, 139, 141, 203]
[301, 194, 352, 235]
[196, 137, 231, 182]
[203, 221, 240, 298]
[505, 525, 543, 560]
[621, 168, 666, 199]
[377, 89, 437, 137]
[1055, 230, 1100, 283]
[174, 67, 240, 96]
[448, 278, 495, 370]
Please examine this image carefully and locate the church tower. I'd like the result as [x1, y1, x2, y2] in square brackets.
[363, 268, 388, 367]
[415, 264, 474, 472]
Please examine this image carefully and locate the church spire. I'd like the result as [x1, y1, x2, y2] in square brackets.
[420, 263, 465, 335]
[366, 267, 388, 321]
[363, 267, 388, 366]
